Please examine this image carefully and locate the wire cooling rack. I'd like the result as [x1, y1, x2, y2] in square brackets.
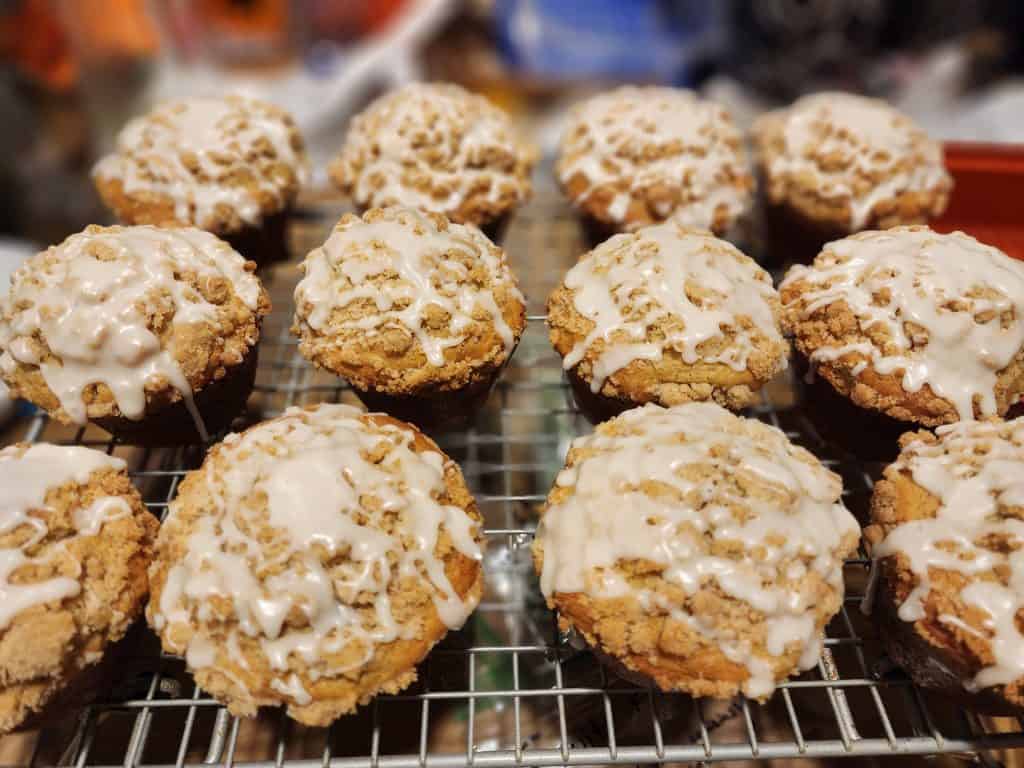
[3, 192, 1024, 768]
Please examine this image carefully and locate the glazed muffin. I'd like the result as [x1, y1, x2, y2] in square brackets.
[866, 418, 1024, 714]
[754, 92, 951, 265]
[292, 207, 525, 431]
[533, 402, 859, 700]
[780, 227, 1024, 457]
[330, 83, 535, 240]
[0, 225, 270, 443]
[147, 403, 484, 726]
[547, 222, 788, 423]
[0, 443, 156, 733]
[556, 86, 753, 245]
[93, 95, 308, 264]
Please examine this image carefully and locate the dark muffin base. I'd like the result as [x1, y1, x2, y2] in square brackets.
[793, 353, 914, 464]
[94, 345, 259, 444]
[352, 362, 509, 434]
[760, 200, 849, 269]
[566, 367, 642, 424]
[223, 208, 291, 267]
[873, 576, 1023, 716]
[478, 212, 512, 244]
[579, 214, 623, 251]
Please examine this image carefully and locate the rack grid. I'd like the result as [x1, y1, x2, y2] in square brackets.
[3, 195, 1024, 767]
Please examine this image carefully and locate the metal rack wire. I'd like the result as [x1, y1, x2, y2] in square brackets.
[4, 195, 1024, 767]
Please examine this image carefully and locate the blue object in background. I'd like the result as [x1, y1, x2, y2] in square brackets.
[494, 0, 726, 85]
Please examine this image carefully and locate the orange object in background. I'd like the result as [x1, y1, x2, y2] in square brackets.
[934, 143, 1024, 261]
[195, 0, 288, 35]
[0, 0, 77, 90]
[0, 0, 159, 91]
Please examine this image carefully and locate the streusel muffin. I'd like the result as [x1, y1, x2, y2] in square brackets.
[754, 92, 951, 265]
[292, 207, 525, 431]
[547, 222, 787, 423]
[0, 225, 270, 443]
[0, 443, 156, 733]
[330, 83, 535, 240]
[556, 86, 753, 245]
[533, 402, 859, 700]
[93, 95, 308, 264]
[147, 403, 484, 726]
[866, 418, 1024, 714]
[780, 227, 1024, 457]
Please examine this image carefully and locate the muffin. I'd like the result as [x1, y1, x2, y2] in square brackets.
[0, 225, 270, 443]
[866, 418, 1024, 714]
[533, 402, 859, 700]
[753, 92, 951, 265]
[0, 442, 157, 733]
[329, 83, 535, 241]
[147, 403, 484, 726]
[780, 227, 1024, 458]
[93, 95, 308, 264]
[556, 86, 753, 246]
[292, 207, 525, 431]
[547, 222, 788, 423]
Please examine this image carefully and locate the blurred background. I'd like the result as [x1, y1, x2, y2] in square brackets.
[3, 0, 1024, 247]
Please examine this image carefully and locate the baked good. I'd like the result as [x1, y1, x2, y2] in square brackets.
[292, 207, 525, 431]
[781, 226, 1024, 441]
[533, 402, 859, 700]
[0, 442, 156, 733]
[93, 95, 307, 264]
[556, 86, 753, 244]
[547, 222, 787, 423]
[753, 92, 951, 265]
[866, 418, 1024, 713]
[147, 403, 484, 725]
[0, 225, 270, 442]
[329, 83, 535, 240]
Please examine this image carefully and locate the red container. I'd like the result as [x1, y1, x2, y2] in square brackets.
[934, 142, 1024, 260]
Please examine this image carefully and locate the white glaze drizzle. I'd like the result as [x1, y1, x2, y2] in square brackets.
[537, 402, 858, 699]
[759, 92, 950, 230]
[94, 95, 307, 229]
[335, 83, 531, 216]
[0, 443, 131, 630]
[294, 207, 523, 367]
[781, 227, 1024, 421]
[559, 222, 784, 392]
[0, 226, 262, 434]
[557, 86, 752, 231]
[873, 419, 1024, 691]
[152, 403, 483, 708]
